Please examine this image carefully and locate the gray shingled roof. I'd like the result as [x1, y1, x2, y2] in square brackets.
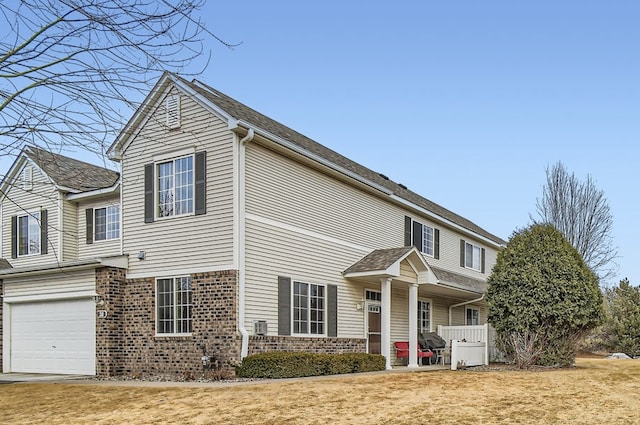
[25, 146, 119, 192]
[343, 247, 414, 274]
[0, 258, 12, 269]
[182, 77, 506, 246]
[430, 265, 487, 294]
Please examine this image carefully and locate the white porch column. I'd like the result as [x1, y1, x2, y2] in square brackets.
[408, 283, 419, 368]
[380, 277, 392, 370]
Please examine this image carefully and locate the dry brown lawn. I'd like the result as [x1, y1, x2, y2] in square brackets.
[1, 358, 639, 424]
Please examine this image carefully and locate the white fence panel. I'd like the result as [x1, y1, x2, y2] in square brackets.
[450, 341, 487, 370]
[437, 324, 505, 363]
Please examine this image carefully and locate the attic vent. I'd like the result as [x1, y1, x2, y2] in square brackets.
[398, 183, 407, 190]
[166, 94, 181, 129]
[22, 166, 33, 191]
[254, 320, 268, 335]
[378, 173, 389, 180]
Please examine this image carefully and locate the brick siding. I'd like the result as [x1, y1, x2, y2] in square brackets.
[95, 269, 240, 379]
[248, 335, 366, 355]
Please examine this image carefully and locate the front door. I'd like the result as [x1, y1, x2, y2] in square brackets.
[366, 302, 381, 354]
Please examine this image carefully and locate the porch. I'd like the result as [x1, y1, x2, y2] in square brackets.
[343, 246, 497, 370]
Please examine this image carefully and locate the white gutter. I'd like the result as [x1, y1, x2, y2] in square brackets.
[448, 294, 485, 326]
[66, 181, 120, 200]
[238, 128, 254, 359]
[229, 120, 394, 196]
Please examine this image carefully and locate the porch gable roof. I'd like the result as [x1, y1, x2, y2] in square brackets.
[342, 246, 431, 283]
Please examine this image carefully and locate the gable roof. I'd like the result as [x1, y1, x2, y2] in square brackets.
[109, 72, 506, 246]
[24, 145, 119, 192]
[343, 247, 415, 275]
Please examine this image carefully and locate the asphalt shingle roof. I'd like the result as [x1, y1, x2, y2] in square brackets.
[343, 247, 415, 274]
[430, 265, 487, 293]
[25, 146, 119, 192]
[183, 77, 506, 246]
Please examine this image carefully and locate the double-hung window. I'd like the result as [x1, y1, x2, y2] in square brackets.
[460, 239, 485, 273]
[158, 155, 193, 218]
[404, 216, 439, 259]
[465, 242, 482, 271]
[293, 281, 325, 335]
[18, 211, 41, 255]
[156, 276, 193, 335]
[421, 225, 435, 256]
[466, 307, 480, 325]
[94, 205, 120, 241]
[145, 151, 206, 223]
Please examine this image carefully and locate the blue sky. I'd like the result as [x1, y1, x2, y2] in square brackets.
[195, 1, 637, 286]
[2, 1, 637, 286]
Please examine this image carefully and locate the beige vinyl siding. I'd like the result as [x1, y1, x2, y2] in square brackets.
[246, 143, 403, 250]
[407, 214, 498, 281]
[77, 196, 121, 259]
[3, 269, 95, 299]
[62, 198, 78, 261]
[120, 88, 234, 276]
[1, 162, 61, 267]
[245, 218, 368, 338]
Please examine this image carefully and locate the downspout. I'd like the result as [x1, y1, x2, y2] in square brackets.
[238, 128, 254, 359]
[448, 294, 484, 326]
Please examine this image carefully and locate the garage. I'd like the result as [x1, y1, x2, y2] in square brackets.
[9, 298, 96, 375]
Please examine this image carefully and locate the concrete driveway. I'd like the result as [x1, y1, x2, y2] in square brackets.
[0, 373, 89, 383]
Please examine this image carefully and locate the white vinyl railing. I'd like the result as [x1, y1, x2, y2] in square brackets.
[437, 323, 505, 364]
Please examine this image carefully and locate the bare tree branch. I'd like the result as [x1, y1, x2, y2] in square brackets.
[532, 161, 619, 283]
[0, 0, 239, 163]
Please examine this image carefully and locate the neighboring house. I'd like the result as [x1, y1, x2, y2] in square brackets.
[0, 72, 506, 377]
[0, 147, 125, 375]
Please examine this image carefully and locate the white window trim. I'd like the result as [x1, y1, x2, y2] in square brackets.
[421, 224, 435, 257]
[155, 154, 196, 220]
[93, 204, 120, 242]
[466, 306, 480, 326]
[155, 276, 193, 337]
[465, 241, 482, 271]
[365, 289, 381, 302]
[291, 280, 327, 337]
[418, 298, 433, 333]
[17, 209, 41, 257]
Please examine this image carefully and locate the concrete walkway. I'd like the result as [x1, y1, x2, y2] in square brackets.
[0, 364, 449, 387]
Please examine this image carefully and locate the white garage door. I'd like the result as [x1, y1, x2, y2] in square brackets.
[10, 299, 96, 375]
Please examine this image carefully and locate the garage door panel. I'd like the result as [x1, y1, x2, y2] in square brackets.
[10, 299, 96, 375]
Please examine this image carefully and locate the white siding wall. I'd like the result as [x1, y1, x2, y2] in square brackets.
[244, 143, 500, 340]
[121, 88, 235, 277]
[62, 198, 78, 261]
[77, 196, 122, 259]
[1, 162, 62, 267]
[245, 218, 367, 338]
[3, 269, 95, 299]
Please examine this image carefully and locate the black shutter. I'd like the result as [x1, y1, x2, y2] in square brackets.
[404, 216, 412, 246]
[460, 239, 466, 267]
[412, 221, 423, 251]
[327, 284, 338, 337]
[86, 208, 94, 244]
[40, 209, 47, 254]
[194, 151, 206, 215]
[11, 215, 17, 259]
[434, 228, 440, 259]
[278, 276, 292, 336]
[144, 163, 154, 223]
[481, 248, 486, 274]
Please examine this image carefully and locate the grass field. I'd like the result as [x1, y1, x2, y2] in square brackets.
[1, 358, 638, 424]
